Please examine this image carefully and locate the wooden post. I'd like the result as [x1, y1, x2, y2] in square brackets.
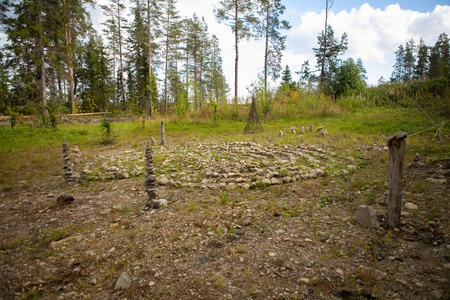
[160, 121, 165, 145]
[387, 131, 407, 228]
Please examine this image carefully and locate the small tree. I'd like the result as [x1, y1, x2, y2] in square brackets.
[101, 117, 114, 144]
[7, 106, 19, 130]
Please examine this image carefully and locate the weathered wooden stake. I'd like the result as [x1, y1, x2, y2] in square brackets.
[387, 131, 407, 228]
[160, 121, 165, 145]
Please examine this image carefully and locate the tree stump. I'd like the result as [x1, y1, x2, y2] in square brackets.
[387, 131, 407, 228]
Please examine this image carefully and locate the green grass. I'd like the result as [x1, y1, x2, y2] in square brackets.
[0, 107, 448, 189]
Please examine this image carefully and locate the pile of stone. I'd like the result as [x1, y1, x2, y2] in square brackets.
[277, 124, 328, 137]
[62, 136, 79, 182]
[144, 143, 166, 209]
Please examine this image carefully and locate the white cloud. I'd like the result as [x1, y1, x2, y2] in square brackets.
[284, 4, 450, 86]
[89, 1, 450, 96]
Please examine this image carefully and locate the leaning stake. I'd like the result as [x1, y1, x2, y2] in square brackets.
[387, 131, 407, 228]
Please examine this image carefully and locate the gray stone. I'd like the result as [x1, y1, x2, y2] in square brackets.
[356, 266, 386, 280]
[320, 129, 328, 136]
[262, 178, 271, 185]
[270, 178, 280, 185]
[355, 206, 380, 228]
[426, 178, 447, 184]
[56, 194, 74, 205]
[157, 176, 169, 185]
[430, 290, 444, 299]
[151, 199, 168, 209]
[241, 183, 250, 190]
[114, 272, 132, 290]
[404, 202, 419, 211]
[308, 124, 313, 133]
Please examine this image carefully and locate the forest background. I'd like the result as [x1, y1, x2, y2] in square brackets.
[0, 0, 448, 124]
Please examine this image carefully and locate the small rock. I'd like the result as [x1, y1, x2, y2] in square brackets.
[89, 278, 97, 286]
[336, 268, 344, 275]
[298, 278, 310, 284]
[404, 202, 419, 211]
[149, 281, 156, 287]
[116, 173, 124, 180]
[56, 194, 75, 205]
[430, 290, 444, 299]
[157, 177, 169, 185]
[114, 272, 132, 290]
[356, 265, 387, 280]
[376, 252, 386, 261]
[268, 252, 276, 257]
[151, 199, 168, 209]
[426, 178, 447, 184]
[355, 205, 380, 228]
[270, 178, 280, 185]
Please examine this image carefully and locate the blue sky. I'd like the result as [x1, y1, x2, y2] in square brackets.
[283, 0, 449, 14]
[175, 0, 450, 98]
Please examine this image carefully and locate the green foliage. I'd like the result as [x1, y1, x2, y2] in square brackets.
[7, 105, 20, 130]
[100, 117, 114, 144]
[46, 103, 58, 130]
[332, 58, 367, 97]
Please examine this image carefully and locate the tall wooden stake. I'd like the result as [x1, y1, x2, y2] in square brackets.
[387, 131, 407, 228]
[160, 121, 165, 145]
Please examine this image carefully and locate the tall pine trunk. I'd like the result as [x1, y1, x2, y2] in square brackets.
[164, 11, 170, 115]
[38, 6, 47, 116]
[63, 0, 75, 114]
[234, 1, 238, 105]
[319, 0, 330, 90]
[147, 0, 152, 117]
[263, 3, 269, 101]
[118, 1, 126, 110]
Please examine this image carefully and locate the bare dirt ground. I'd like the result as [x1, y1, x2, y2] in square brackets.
[0, 142, 449, 300]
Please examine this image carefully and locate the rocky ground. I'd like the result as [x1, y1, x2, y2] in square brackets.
[0, 141, 448, 300]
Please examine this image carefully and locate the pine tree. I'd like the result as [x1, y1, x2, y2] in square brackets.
[255, 0, 291, 99]
[61, 0, 93, 114]
[332, 58, 367, 97]
[403, 38, 415, 81]
[146, 0, 163, 117]
[127, 0, 150, 113]
[161, 0, 181, 115]
[313, 25, 348, 92]
[428, 33, 449, 79]
[391, 44, 405, 83]
[318, 0, 332, 90]
[3, 0, 53, 115]
[101, 0, 127, 110]
[77, 33, 112, 112]
[215, 0, 257, 104]
[414, 39, 428, 80]
[208, 34, 229, 105]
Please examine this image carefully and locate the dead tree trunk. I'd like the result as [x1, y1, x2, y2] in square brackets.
[387, 131, 407, 228]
